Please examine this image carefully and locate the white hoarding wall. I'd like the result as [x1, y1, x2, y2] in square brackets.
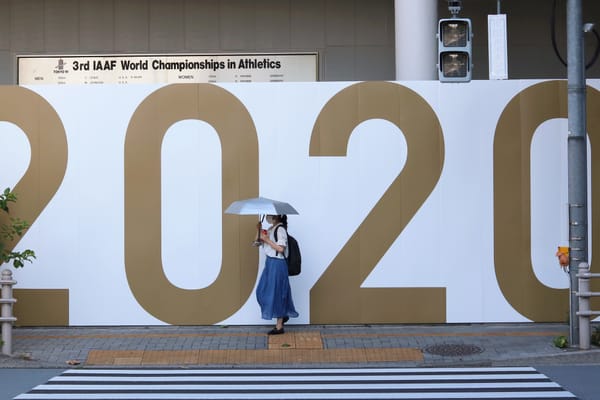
[0, 80, 598, 325]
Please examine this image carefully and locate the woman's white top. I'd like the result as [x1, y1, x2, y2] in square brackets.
[262, 223, 288, 259]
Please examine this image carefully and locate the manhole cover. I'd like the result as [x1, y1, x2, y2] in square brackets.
[424, 344, 484, 356]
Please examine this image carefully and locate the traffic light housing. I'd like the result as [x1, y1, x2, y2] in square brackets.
[438, 18, 472, 82]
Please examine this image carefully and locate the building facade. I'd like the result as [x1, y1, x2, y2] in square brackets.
[1, 0, 599, 84]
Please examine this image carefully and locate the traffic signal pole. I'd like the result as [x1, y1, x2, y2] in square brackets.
[566, 0, 587, 347]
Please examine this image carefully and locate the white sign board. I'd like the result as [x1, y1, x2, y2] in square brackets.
[17, 53, 318, 85]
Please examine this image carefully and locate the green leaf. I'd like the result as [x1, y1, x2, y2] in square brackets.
[0, 187, 36, 269]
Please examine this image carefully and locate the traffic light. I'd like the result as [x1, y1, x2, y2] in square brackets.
[438, 18, 472, 82]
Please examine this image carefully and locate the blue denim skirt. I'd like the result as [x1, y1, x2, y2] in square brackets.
[256, 256, 299, 320]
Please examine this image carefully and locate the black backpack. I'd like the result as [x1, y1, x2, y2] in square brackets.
[274, 225, 301, 276]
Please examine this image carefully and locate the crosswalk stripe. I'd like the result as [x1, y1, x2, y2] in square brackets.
[56, 367, 541, 375]
[14, 367, 577, 400]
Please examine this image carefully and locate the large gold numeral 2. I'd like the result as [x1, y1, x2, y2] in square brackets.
[0, 87, 68, 254]
[494, 80, 600, 321]
[0, 86, 69, 326]
[124, 84, 259, 325]
[308, 82, 446, 324]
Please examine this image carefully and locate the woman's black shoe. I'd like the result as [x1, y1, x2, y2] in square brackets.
[268, 327, 284, 335]
[283, 316, 289, 324]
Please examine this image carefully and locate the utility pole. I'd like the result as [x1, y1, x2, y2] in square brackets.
[567, 0, 587, 347]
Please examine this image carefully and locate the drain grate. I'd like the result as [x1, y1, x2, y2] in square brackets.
[424, 343, 484, 357]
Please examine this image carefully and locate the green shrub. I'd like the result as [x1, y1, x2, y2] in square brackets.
[553, 335, 568, 348]
[592, 326, 600, 347]
[0, 188, 36, 268]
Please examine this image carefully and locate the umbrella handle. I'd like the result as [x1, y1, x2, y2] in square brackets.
[258, 215, 265, 241]
[252, 214, 264, 246]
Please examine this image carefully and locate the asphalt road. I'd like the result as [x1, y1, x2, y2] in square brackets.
[1, 369, 64, 400]
[536, 364, 600, 400]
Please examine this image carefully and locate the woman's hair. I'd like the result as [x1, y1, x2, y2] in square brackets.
[279, 214, 288, 229]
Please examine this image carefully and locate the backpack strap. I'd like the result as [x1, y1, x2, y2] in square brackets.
[273, 225, 287, 259]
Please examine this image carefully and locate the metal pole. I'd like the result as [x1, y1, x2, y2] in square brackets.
[567, 0, 587, 347]
[1, 269, 17, 356]
[577, 262, 591, 349]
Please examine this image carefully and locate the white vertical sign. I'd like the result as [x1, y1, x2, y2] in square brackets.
[488, 14, 508, 80]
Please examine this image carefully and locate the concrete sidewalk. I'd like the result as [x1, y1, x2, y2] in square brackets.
[1, 323, 599, 369]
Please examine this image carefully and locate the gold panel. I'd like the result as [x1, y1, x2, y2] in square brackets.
[13, 289, 69, 326]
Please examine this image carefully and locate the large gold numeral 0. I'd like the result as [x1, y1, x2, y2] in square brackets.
[0, 86, 68, 252]
[309, 82, 446, 323]
[494, 80, 600, 321]
[124, 84, 259, 325]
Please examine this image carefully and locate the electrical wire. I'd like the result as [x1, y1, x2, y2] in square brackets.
[551, 0, 567, 66]
[551, 0, 600, 69]
[587, 28, 600, 68]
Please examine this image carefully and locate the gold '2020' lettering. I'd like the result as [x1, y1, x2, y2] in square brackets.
[0, 86, 68, 255]
[124, 84, 259, 324]
[5, 81, 600, 325]
[308, 81, 447, 323]
[494, 80, 600, 320]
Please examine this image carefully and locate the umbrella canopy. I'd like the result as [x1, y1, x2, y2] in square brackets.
[224, 196, 299, 215]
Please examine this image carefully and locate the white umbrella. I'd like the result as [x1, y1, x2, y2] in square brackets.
[224, 196, 299, 216]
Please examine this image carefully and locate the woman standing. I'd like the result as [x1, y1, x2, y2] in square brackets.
[255, 214, 298, 334]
